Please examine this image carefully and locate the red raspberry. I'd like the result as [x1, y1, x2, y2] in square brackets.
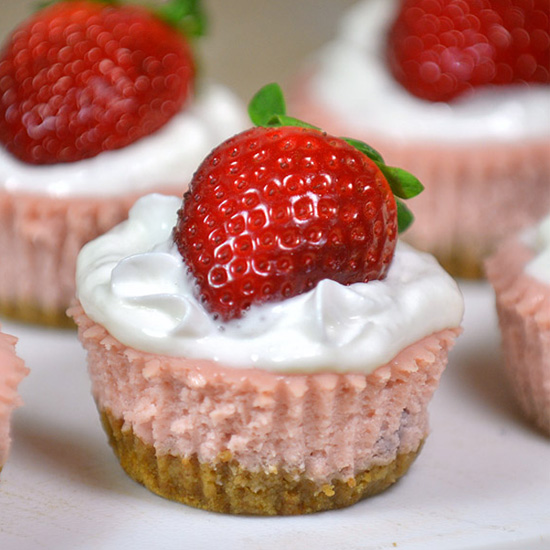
[387, 0, 550, 102]
[173, 125, 399, 321]
[0, 0, 196, 164]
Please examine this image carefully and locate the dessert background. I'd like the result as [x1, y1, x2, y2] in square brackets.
[0, 1, 549, 549]
[0, 0, 357, 102]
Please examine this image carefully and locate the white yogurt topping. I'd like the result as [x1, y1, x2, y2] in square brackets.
[524, 214, 550, 284]
[76, 194, 464, 373]
[0, 83, 247, 197]
[308, 0, 550, 142]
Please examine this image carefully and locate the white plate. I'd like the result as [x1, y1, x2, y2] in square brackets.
[1, 281, 549, 550]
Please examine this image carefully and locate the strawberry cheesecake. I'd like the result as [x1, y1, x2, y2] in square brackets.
[0, 325, 29, 472]
[70, 85, 464, 515]
[0, 0, 247, 326]
[292, 0, 550, 278]
[486, 215, 550, 436]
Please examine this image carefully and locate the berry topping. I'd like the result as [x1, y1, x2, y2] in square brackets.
[173, 84, 423, 321]
[387, 0, 550, 102]
[0, 0, 205, 164]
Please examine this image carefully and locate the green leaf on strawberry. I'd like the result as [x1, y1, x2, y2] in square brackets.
[36, 0, 206, 38]
[267, 115, 320, 130]
[249, 83, 320, 129]
[376, 165, 423, 200]
[153, 0, 206, 38]
[341, 138, 423, 200]
[395, 199, 414, 233]
[341, 137, 385, 165]
[248, 82, 286, 126]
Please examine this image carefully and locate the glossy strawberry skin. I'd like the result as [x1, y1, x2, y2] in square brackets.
[387, 0, 550, 102]
[173, 126, 398, 322]
[0, 1, 194, 164]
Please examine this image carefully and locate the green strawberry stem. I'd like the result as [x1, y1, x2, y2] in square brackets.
[249, 83, 424, 234]
[153, 0, 206, 37]
[36, 0, 206, 38]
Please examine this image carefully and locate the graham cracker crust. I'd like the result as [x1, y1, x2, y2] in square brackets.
[433, 248, 486, 280]
[0, 300, 74, 328]
[101, 409, 423, 515]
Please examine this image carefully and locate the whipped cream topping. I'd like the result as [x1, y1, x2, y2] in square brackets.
[308, 0, 550, 143]
[76, 194, 464, 373]
[524, 214, 550, 284]
[0, 83, 247, 197]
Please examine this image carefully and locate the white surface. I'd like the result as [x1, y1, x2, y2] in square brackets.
[0, 281, 549, 550]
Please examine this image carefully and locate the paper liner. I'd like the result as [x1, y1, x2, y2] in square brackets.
[486, 239, 550, 436]
[291, 79, 550, 279]
[0, 325, 29, 470]
[70, 303, 460, 513]
[0, 187, 180, 327]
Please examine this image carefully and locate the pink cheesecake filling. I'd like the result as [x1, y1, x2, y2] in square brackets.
[0, 326, 29, 467]
[0, 186, 177, 320]
[486, 239, 550, 435]
[71, 304, 460, 483]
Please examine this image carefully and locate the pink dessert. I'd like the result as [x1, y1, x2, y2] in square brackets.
[0, 326, 29, 471]
[291, 0, 550, 278]
[486, 220, 550, 436]
[0, 190, 144, 326]
[71, 303, 459, 500]
[70, 85, 464, 514]
[0, 1, 246, 326]
[70, 196, 464, 514]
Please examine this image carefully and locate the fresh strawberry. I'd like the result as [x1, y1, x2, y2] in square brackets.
[387, 0, 550, 102]
[0, 0, 205, 164]
[173, 84, 423, 321]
